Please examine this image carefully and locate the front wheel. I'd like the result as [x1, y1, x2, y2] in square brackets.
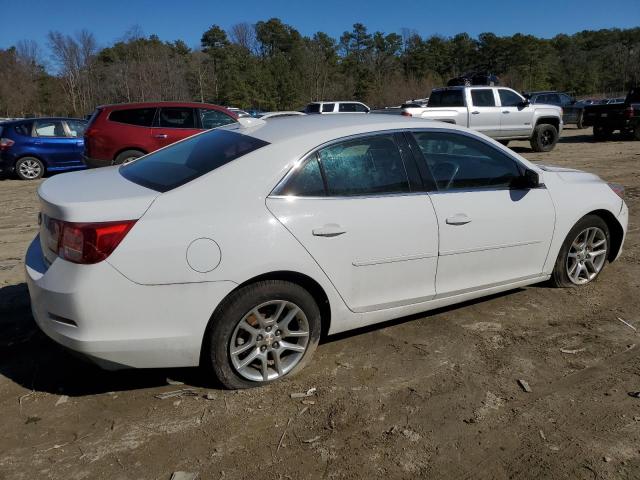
[205, 280, 321, 389]
[530, 124, 558, 152]
[550, 215, 610, 288]
[15, 157, 45, 180]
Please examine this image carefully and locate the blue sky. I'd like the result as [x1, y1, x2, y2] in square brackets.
[1, 0, 638, 52]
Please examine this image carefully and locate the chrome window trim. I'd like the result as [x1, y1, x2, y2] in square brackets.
[269, 127, 538, 199]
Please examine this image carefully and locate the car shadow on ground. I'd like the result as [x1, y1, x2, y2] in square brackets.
[0, 281, 529, 396]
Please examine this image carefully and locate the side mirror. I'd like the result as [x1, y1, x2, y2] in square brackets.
[518, 99, 530, 108]
[511, 169, 540, 189]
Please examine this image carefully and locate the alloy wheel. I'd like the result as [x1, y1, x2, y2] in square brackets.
[18, 159, 42, 179]
[229, 300, 310, 382]
[566, 227, 607, 285]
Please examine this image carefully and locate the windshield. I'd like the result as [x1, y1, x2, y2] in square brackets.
[120, 129, 269, 192]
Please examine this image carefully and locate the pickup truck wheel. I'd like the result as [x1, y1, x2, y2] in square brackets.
[593, 124, 612, 141]
[530, 124, 558, 152]
[498, 140, 510, 147]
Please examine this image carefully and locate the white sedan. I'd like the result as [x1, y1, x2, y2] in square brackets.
[25, 115, 628, 388]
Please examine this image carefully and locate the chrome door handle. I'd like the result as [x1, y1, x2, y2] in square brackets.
[312, 224, 346, 237]
[471, 111, 480, 115]
[445, 214, 472, 225]
[154, 134, 168, 139]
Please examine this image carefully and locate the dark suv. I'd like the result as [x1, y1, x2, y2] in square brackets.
[527, 91, 585, 128]
[83, 102, 237, 167]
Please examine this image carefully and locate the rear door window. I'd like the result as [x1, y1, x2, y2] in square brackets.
[305, 104, 321, 113]
[109, 108, 156, 126]
[34, 120, 66, 137]
[318, 135, 409, 196]
[158, 108, 197, 128]
[65, 120, 87, 137]
[321, 103, 335, 113]
[428, 90, 465, 107]
[120, 129, 269, 192]
[199, 109, 236, 129]
[470, 89, 496, 107]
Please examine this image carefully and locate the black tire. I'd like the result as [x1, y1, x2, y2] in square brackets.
[498, 140, 510, 147]
[113, 149, 144, 165]
[576, 111, 585, 129]
[530, 123, 558, 152]
[634, 125, 640, 141]
[593, 124, 612, 141]
[15, 156, 45, 180]
[550, 214, 610, 288]
[204, 280, 321, 389]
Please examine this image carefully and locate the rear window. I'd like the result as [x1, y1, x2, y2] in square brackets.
[14, 122, 32, 136]
[109, 108, 156, 127]
[428, 90, 465, 107]
[120, 129, 269, 192]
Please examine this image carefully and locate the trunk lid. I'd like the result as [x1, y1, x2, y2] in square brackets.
[38, 166, 160, 264]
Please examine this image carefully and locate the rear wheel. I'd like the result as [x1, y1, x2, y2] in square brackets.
[498, 140, 510, 147]
[113, 149, 144, 165]
[205, 280, 321, 389]
[593, 124, 612, 141]
[550, 215, 610, 288]
[15, 157, 44, 180]
[530, 124, 558, 152]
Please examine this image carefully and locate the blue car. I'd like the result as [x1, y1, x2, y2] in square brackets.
[0, 117, 87, 180]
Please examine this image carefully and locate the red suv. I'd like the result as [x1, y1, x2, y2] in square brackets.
[83, 102, 238, 167]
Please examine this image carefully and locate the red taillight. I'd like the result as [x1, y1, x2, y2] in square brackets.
[0, 138, 15, 150]
[46, 218, 136, 264]
[608, 183, 625, 200]
[401, 111, 412, 117]
[625, 106, 634, 119]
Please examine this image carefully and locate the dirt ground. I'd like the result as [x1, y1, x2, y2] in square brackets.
[0, 127, 639, 480]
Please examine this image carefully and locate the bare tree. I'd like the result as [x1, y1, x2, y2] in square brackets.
[229, 22, 258, 54]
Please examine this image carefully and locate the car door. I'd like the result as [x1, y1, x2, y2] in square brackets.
[409, 130, 555, 296]
[559, 93, 578, 123]
[32, 119, 80, 168]
[62, 120, 87, 164]
[498, 89, 534, 137]
[266, 133, 440, 313]
[467, 88, 501, 136]
[151, 107, 200, 150]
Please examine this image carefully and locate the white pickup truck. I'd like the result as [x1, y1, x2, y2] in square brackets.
[402, 86, 563, 152]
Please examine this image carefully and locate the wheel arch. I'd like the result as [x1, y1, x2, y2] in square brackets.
[199, 270, 332, 365]
[16, 153, 48, 168]
[113, 147, 147, 162]
[535, 116, 560, 131]
[587, 209, 624, 262]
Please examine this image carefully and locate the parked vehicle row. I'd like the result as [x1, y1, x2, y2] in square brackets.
[25, 114, 628, 388]
[401, 86, 563, 152]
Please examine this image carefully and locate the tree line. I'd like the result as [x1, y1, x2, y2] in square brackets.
[1, 19, 639, 118]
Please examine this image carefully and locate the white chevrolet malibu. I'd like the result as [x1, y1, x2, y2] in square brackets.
[26, 115, 628, 388]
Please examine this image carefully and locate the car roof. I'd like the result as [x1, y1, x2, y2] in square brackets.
[97, 101, 229, 110]
[308, 101, 367, 104]
[1, 117, 85, 125]
[234, 113, 460, 148]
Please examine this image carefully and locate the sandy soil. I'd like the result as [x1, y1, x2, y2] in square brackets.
[0, 128, 639, 480]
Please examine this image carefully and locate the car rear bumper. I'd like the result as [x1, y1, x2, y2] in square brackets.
[82, 155, 112, 168]
[25, 235, 237, 369]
